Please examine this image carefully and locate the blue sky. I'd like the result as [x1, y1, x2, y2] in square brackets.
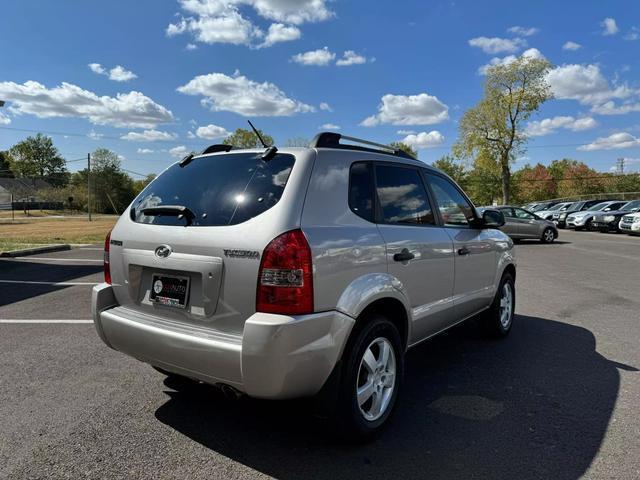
[1, 0, 639, 177]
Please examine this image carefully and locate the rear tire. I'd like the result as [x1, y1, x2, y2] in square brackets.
[482, 273, 515, 338]
[541, 227, 555, 243]
[332, 315, 403, 442]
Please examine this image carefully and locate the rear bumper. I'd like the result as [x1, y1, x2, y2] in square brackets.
[92, 283, 354, 399]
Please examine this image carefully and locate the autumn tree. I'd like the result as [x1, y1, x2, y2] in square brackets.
[223, 128, 274, 148]
[512, 163, 557, 202]
[455, 56, 553, 204]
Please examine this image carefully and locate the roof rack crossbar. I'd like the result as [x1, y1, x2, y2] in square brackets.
[309, 132, 416, 159]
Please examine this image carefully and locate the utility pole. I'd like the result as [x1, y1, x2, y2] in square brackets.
[616, 158, 625, 175]
[87, 152, 92, 222]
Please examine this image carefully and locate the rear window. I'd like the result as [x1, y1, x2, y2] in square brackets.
[131, 153, 295, 226]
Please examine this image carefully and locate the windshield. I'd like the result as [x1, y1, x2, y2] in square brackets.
[622, 200, 640, 211]
[531, 203, 551, 212]
[589, 202, 610, 211]
[547, 203, 567, 211]
[131, 152, 295, 226]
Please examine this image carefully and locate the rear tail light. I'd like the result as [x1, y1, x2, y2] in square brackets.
[104, 230, 112, 285]
[256, 229, 313, 315]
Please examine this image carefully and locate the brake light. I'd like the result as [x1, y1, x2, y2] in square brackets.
[104, 230, 112, 285]
[256, 229, 313, 315]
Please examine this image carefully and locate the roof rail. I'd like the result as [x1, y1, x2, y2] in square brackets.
[309, 132, 416, 160]
[201, 144, 234, 155]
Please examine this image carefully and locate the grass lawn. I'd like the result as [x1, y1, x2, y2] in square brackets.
[0, 216, 117, 253]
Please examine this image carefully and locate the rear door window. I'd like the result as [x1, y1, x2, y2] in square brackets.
[374, 164, 435, 225]
[349, 162, 375, 222]
[131, 153, 295, 226]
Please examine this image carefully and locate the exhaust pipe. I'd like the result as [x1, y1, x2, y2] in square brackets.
[218, 383, 243, 400]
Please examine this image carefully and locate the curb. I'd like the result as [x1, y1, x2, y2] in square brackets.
[0, 244, 72, 258]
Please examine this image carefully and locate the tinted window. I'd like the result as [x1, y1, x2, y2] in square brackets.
[427, 174, 475, 227]
[131, 153, 295, 226]
[349, 162, 374, 222]
[500, 208, 516, 218]
[374, 165, 434, 225]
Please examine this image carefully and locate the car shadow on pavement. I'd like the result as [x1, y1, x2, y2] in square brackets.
[0, 259, 102, 306]
[155, 315, 636, 480]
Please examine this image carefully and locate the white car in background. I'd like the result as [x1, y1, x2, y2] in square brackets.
[619, 212, 640, 235]
[534, 202, 574, 221]
[565, 201, 628, 230]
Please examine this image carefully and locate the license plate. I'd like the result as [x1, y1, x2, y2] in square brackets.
[150, 274, 190, 308]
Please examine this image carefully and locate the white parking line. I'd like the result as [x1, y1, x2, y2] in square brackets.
[79, 248, 103, 251]
[0, 319, 93, 324]
[0, 280, 98, 286]
[8, 257, 102, 263]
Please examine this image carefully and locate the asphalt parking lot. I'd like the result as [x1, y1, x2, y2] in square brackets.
[1, 231, 638, 480]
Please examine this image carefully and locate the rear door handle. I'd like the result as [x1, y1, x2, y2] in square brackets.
[393, 249, 415, 262]
[457, 247, 470, 256]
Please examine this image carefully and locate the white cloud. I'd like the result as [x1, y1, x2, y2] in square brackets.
[336, 50, 369, 66]
[468, 36, 527, 54]
[291, 47, 335, 66]
[195, 123, 230, 139]
[0, 112, 11, 125]
[108, 65, 137, 82]
[89, 63, 137, 82]
[260, 23, 301, 47]
[319, 102, 332, 111]
[562, 41, 582, 51]
[401, 131, 445, 149]
[397, 129, 416, 135]
[507, 26, 538, 36]
[87, 130, 103, 140]
[186, 43, 198, 50]
[478, 48, 545, 75]
[166, 0, 332, 48]
[177, 72, 314, 116]
[137, 148, 154, 154]
[601, 17, 619, 36]
[0, 80, 174, 128]
[361, 93, 449, 126]
[170, 145, 189, 157]
[546, 64, 636, 107]
[579, 132, 640, 151]
[624, 27, 639, 41]
[525, 116, 597, 136]
[121, 129, 177, 142]
[319, 123, 340, 130]
[591, 101, 640, 115]
[88, 63, 106, 75]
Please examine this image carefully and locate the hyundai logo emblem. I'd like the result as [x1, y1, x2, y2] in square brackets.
[155, 245, 172, 258]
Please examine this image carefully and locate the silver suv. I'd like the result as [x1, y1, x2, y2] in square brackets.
[92, 132, 516, 439]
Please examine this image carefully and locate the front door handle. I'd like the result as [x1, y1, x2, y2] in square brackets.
[393, 248, 415, 262]
[457, 247, 470, 256]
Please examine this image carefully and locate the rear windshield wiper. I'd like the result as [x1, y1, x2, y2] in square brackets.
[141, 205, 195, 226]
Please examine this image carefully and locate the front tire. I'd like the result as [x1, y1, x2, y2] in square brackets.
[541, 227, 556, 243]
[333, 315, 403, 441]
[482, 273, 515, 338]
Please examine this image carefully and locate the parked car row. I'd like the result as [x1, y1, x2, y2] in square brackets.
[522, 199, 640, 236]
[478, 206, 558, 243]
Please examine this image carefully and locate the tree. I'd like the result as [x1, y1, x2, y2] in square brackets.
[465, 148, 503, 205]
[512, 163, 556, 202]
[455, 57, 553, 204]
[0, 151, 14, 178]
[8, 134, 68, 186]
[223, 128, 274, 148]
[72, 149, 136, 214]
[547, 159, 605, 198]
[432, 155, 468, 189]
[389, 141, 417, 158]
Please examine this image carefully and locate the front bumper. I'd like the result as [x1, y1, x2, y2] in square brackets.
[620, 222, 640, 233]
[92, 283, 354, 399]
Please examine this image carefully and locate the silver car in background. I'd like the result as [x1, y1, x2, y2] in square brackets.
[480, 206, 558, 243]
[92, 132, 516, 440]
[565, 201, 628, 230]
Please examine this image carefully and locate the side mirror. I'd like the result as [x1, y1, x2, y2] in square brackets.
[481, 209, 505, 228]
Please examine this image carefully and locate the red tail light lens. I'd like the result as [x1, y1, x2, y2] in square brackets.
[256, 229, 313, 315]
[104, 230, 112, 285]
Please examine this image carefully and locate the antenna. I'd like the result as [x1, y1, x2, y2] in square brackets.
[247, 120, 269, 148]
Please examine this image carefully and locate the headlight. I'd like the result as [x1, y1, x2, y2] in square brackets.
[634, 217, 640, 224]
[603, 215, 615, 222]
[559, 213, 568, 220]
